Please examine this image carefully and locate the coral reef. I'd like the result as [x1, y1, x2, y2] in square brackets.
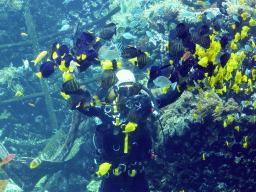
[0, 0, 24, 11]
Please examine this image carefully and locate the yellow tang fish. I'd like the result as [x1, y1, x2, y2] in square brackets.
[96, 162, 112, 176]
[223, 121, 227, 128]
[205, 92, 210, 99]
[202, 153, 205, 160]
[197, 104, 202, 110]
[226, 141, 229, 147]
[215, 106, 219, 112]
[234, 126, 239, 132]
[193, 113, 197, 119]
[227, 116, 234, 122]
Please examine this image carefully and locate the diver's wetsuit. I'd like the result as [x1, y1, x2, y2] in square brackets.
[75, 83, 186, 192]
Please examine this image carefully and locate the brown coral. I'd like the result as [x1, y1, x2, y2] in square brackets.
[224, 98, 241, 114]
[192, 91, 224, 123]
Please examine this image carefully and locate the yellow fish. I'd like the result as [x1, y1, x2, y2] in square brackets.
[15, 91, 23, 97]
[21, 33, 28, 36]
[193, 113, 197, 119]
[31, 51, 48, 66]
[202, 153, 205, 160]
[245, 136, 248, 142]
[241, 12, 247, 20]
[163, 86, 170, 94]
[227, 116, 234, 123]
[197, 14, 202, 21]
[197, 104, 202, 110]
[60, 92, 70, 100]
[164, 42, 169, 52]
[30, 158, 42, 169]
[101, 60, 121, 70]
[96, 162, 112, 176]
[223, 121, 227, 128]
[234, 126, 239, 132]
[205, 92, 210, 99]
[215, 106, 219, 112]
[36, 72, 42, 79]
[243, 142, 248, 148]
[249, 18, 256, 26]
[226, 141, 229, 147]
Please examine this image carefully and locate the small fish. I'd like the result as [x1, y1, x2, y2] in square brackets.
[162, 86, 170, 94]
[60, 91, 70, 100]
[31, 51, 48, 66]
[30, 158, 42, 169]
[176, 23, 189, 39]
[123, 32, 137, 40]
[0, 154, 16, 167]
[199, 1, 205, 6]
[96, 162, 112, 176]
[234, 126, 239, 132]
[215, 106, 219, 112]
[15, 91, 23, 97]
[101, 60, 121, 70]
[59, 24, 70, 31]
[36, 61, 56, 79]
[197, 14, 202, 21]
[193, 112, 197, 119]
[241, 13, 247, 20]
[93, 95, 102, 106]
[245, 136, 248, 142]
[21, 33, 28, 36]
[226, 141, 229, 147]
[249, 18, 256, 26]
[227, 116, 234, 122]
[99, 23, 116, 40]
[121, 46, 138, 59]
[181, 51, 191, 62]
[243, 142, 248, 148]
[198, 104, 202, 110]
[205, 92, 210, 99]
[223, 121, 227, 128]
[28, 103, 35, 107]
[153, 76, 172, 88]
[202, 153, 205, 160]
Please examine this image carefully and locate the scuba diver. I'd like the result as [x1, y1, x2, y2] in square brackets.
[0, 68, 189, 192]
[62, 68, 188, 192]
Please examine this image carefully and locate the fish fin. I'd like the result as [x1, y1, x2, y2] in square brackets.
[36, 72, 42, 79]
[171, 82, 177, 90]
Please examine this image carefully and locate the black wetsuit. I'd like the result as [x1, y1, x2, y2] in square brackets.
[76, 83, 186, 192]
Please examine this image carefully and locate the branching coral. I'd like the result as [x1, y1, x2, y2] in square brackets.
[225, 0, 255, 16]
[0, 63, 21, 87]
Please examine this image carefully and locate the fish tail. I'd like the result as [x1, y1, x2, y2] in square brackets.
[117, 61, 121, 68]
[31, 60, 37, 66]
[36, 72, 42, 79]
